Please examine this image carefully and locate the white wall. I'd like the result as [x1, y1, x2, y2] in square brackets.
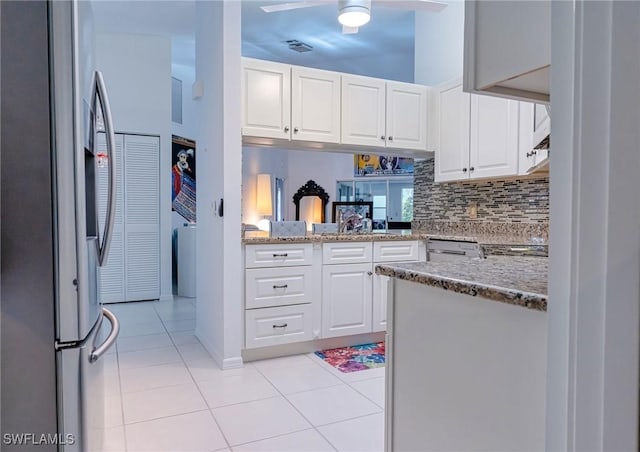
[195, 0, 243, 369]
[95, 32, 173, 302]
[414, 0, 465, 85]
[286, 150, 355, 222]
[242, 147, 288, 226]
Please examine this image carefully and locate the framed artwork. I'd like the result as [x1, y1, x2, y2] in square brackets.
[354, 154, 414, 176]
[172, 135, 196, 223]
[332, 201, 373, 232]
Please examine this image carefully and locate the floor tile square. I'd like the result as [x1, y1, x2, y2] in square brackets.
[125, 410, 227, 452]
[117, 332, 174, 353]
[251, 354, 318, 372]
[259, 362, 343, 395]
[349, 377, 385, 408]
[101, 426, 126, 452]
[212, 397, 310, 446]
[318, 412, 384, 452]
[188, 359, 257, 382]
[118, 346, 181, 370]
[162, 318, 196, 333]
[286, 384, 381, 426]
[233, 429, 335, 451]
[177, 343, 213, 363]
[104, 394, 123, 428]
[197, 372, 279, 408]
[169, 331, 200, 346]
[122, 383, 207, 424]
[120, 362, 192, 394]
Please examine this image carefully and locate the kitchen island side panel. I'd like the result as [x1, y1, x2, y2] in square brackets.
[388, 279, 547, 451]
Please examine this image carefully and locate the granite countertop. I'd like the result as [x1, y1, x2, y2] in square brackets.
[375, 256, 548, 311]
[242, 230, 421, 244]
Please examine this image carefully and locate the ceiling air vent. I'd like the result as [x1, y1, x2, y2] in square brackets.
[285, 40, 313, 53]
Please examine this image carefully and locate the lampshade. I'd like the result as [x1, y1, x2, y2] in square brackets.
[338, 0, 371, 28]
[256, 174, 273, 216]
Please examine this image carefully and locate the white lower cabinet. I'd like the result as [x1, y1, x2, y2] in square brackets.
[372, 273, 390, 333]
[321, 263, 374, 338]
[245, 304, 313, 349]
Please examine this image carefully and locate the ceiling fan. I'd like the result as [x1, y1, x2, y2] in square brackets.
[260, 0, 448, 34]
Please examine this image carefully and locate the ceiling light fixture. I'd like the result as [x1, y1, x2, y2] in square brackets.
[338, 0, 371, 28]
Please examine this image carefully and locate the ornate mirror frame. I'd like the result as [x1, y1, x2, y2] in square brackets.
[293, 180, 330, 223]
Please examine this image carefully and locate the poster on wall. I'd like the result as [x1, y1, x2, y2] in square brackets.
[172, 135, 196, 223]
[354, 154, 414, 176]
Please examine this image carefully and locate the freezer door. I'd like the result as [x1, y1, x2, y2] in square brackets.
[57, 307, 120, 452]
[50, 0, 106, 342]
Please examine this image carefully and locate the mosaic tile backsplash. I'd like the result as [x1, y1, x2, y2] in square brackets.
[413, 158, 549, 223]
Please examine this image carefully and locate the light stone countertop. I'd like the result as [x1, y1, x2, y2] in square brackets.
[375, 256, 548, 311]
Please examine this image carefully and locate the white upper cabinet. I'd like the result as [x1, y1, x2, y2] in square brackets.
[341, 74, 387, 147]
[241, 58, 291, 140]
[434, 79, 471, 182]
[469, 95, 519, 179]
[386, 81, 429, 151]
[434, 78, 521, 182]
[519, 102, 550, 175]
[291, 66, 341, 143]
[342, 75, 429, 151]
[464, 0, 551, 103]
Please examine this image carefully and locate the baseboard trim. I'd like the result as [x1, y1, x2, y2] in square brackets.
[195, 332, 244, 370]
[159, 294, 174, 303]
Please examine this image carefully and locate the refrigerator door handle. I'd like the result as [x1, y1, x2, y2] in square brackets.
[89, 308, 120, 363]
[94, 71, 117, 267]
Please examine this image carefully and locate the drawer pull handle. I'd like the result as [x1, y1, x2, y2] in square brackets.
[272, 253, 288, 257]
[272, 323, 288, 329]
[367, 271, 373, 276]
[272, 284, 288, 289]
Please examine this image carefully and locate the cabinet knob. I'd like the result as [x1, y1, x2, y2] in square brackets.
[380, 135, 386, 140]
[284, 126, 290, 133]
[388, 136, 393, 141]
[470, 167, 475, 172]
[462, 168, 468, 172]
[293, 127, 299, 134]
[367, 271, 373, 276]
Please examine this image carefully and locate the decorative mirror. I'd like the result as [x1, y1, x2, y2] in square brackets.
[293, 180, 330, 227]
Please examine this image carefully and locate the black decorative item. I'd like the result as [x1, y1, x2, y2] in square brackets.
[293, 180, 330, 223]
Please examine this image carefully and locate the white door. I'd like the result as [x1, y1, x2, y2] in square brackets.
[469, 95, 519, 179]
[97, 133, 125, 303]
[291, 66, 341, 143]
[386, 81, 428, 151]
[434, 79, 471, 182]
[241, 58, 291, 140]
[518, 102, 536, 174]
[322, 263, 373, 338]
[372, 273, 389, 332]
[341, 74, 386, 147]
[124, 134, 160, 301]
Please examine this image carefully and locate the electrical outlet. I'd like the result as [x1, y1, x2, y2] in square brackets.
[468, 201, 478, 219]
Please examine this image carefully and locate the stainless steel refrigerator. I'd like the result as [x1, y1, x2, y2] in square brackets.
[1, 1, 120, 450]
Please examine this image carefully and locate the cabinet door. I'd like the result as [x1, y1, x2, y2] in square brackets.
[434, 79, 471, 182]
[386, 81, 428, 151]
[341, 74, 386, 147]
[518, 102, 536, 175]
[241, 58, 291, 140]
[322, 263, 373, 338]
[291, 66, 341, 143]
[372, 273, 389, 333]
[97, 133, 125, 303]
[124, 134, 160, 301]
[469, 95, 519, 179]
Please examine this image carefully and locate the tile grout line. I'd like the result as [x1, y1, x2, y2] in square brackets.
[251, 360, 339, 451]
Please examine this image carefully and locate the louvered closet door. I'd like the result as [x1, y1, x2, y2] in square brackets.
[97, 133, 125, 303]
[124, 134, 160, 301]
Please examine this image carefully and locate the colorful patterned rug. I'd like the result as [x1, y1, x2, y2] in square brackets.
[314, 342, 385, 373]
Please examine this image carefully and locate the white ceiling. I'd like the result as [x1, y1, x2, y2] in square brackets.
[92, 0, 423, 82]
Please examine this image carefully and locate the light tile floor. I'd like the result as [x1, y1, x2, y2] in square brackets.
[102, 298, 385, 452]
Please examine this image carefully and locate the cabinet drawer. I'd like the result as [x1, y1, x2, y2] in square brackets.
[245, 304, 313, 349]
[245, 267, 313, 309]
[245, 243, 313, 268]
[323, 242, 372, 265]
[373, 240, 421, 263]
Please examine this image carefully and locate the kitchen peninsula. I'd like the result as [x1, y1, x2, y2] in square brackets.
[377, 255, 547, 451]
